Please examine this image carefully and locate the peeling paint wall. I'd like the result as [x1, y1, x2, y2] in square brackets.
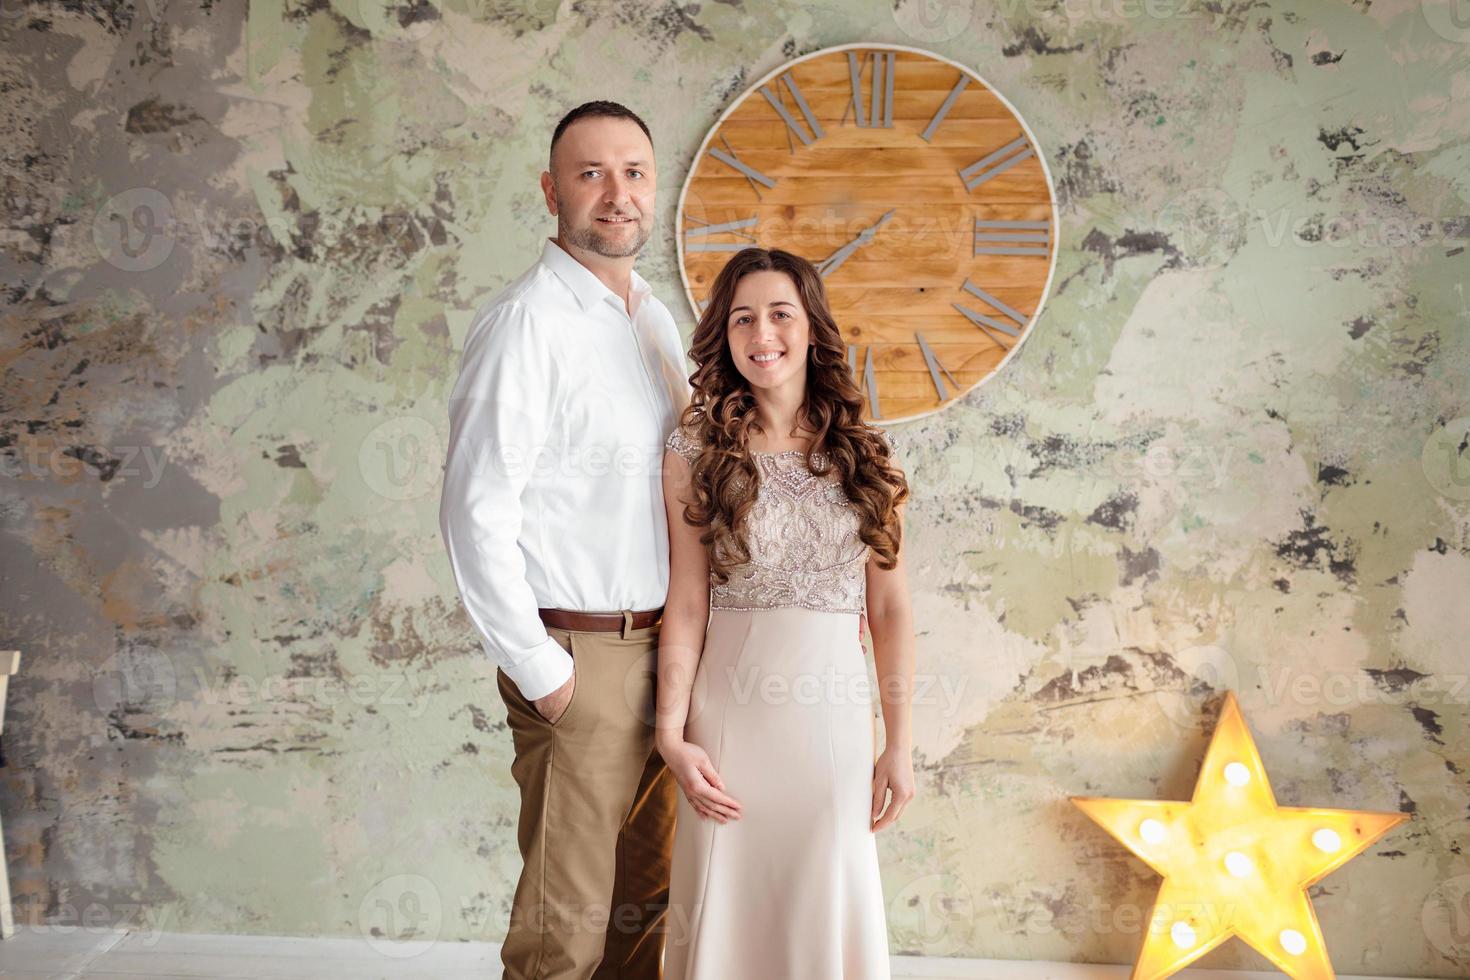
[1, 1, 1467, 975]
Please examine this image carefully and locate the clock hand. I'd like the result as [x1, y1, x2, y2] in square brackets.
[863, 208, 898, 234]
[816, 239, 863, 279]
[816, 209, 897, 279]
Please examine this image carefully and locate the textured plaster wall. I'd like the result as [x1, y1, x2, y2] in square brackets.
[1, 0, 1467, 975]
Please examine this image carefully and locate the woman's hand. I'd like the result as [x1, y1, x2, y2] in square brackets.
[658, 739, 742, 823]
[870, 743, 914, 832]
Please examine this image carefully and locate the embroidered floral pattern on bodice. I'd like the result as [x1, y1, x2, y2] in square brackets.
[666, 425, 873, 614]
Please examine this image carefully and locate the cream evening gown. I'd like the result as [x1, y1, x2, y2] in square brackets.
[661, 423, 893, 980]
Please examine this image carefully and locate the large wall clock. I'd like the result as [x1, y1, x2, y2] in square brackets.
[675, 42, 1059, 423]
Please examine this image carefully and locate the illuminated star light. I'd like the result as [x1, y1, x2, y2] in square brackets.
[1071, 691, 1409, 980]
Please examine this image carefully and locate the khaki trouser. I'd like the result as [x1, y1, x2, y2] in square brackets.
[496, 618, 677, 980]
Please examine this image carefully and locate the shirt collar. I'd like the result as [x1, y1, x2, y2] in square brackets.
[540, 236, 651, 316]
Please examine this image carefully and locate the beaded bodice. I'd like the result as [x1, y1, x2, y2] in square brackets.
[665, 425, 880, 615]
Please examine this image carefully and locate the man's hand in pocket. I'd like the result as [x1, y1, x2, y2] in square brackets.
[533, 671, 575, 725]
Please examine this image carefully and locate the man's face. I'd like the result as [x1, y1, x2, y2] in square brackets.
[543, 117, 656, 259]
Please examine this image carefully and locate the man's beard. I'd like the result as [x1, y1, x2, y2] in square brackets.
[560, 215, 650, 257]
[553, 185, 650, 257]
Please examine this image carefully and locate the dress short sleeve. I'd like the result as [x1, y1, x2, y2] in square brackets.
[666, 423, 700, 465]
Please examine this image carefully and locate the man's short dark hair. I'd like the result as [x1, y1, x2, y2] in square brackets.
[549, 101, 653, 171]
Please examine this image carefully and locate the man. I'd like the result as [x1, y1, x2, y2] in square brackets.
[439, 101, 689, 979]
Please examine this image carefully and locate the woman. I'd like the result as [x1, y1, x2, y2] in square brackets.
[655, 246, 916, 978]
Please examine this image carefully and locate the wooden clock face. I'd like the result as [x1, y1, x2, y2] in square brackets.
[675, 43, 1059, 423]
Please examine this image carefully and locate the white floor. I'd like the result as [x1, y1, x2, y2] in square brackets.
[0, 928, 1429, 980]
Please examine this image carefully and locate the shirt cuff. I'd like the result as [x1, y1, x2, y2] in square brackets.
[495, 635, 575, 702]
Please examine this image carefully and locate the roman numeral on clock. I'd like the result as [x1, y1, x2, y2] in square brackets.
[707, 138, 777, 191]
[953, 278, 1028, 349]
[847, 50, 895, 128]
[684, 214, 759, 252]
[917, 331, 961, 401]
[974, 217, 1051, 257]
[958, 135, 1034, 191]
[760, 70, 825, 148]
[847, 343, 883, 419]
[920, 74, 970, 142]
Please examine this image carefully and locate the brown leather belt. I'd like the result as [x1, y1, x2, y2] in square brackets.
[538, 607, 663, 632]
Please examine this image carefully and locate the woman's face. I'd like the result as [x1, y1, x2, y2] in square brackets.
[725, 269, 811, 395]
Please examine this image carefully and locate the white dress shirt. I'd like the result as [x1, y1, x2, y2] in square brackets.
[439, 237, 691, 700]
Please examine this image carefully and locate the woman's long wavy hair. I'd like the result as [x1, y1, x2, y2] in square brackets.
[675, 247, 909, 584]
